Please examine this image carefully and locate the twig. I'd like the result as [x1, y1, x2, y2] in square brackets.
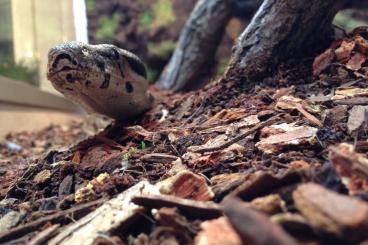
[192, 116, 279, 153]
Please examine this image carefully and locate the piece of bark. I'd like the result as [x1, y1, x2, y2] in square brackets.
[293, 183, 368, 242]
[334, 97, 368, 105]
[0, 199, 104, 244]
[313, 48, 335, 76]
[29, 224, 60, 245]
[329, 143, 368, 194]
[271, 213, 316, 240]
[347, 105, 368, 134]
[332, 87, 368, 100]
[157, 170, 214, 201]
[49, 181, 159, 245]
[153, 207, 191, 231]
[225, 0, 346, 83]
[189, 116, 278, 153]
[228, 170, 303, 201]
[194, 217, 241, 245]
[248, 194, 286, 215]
[131, 194, 222, 219]
[223, 198, 298, 245]
[33, 169, 51, 185]
[329, 143, 368, 179]
[140, 153, 179, 164]
[256, 123, 318, 154]
[0, 211, 25, 233]
[156, 0, 233, 91]
[211, 172, 248, 199]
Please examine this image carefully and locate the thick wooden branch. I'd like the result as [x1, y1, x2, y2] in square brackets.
[225, 0, 347, 83]
[156, 0, 233, 91]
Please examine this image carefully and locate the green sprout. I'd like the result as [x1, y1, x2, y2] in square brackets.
[140, 141, 146, 150]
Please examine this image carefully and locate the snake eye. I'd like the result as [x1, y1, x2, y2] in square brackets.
[82, 48, 88, 55]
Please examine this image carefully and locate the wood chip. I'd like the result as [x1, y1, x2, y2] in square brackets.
[140, 153, 179, 164]
[157, 170, 214, 201]
[223, 198, 298, 245]
[0, 200, 104, 244]
[49, 181, 159, 245]
[256, 123, 318, 154]
[329, 143, 368, 194]
[0, 211, 25, 233]
[228, 170, 302, 201]
[189, 117, 278, 153]
[33, 169, 51, 185]
[332, 87, 368, 100]
[211, 173, 248, 198]
[194, 217, 241, 245]
[334, 96, 368, 105]
[293, 183, 368, 242]
[29, 224, 60, 245]
[313, 48, 334, 76]
[248, 194, 286, 215]
[131, 194, 222, 219]
[347, 105, 368, 134]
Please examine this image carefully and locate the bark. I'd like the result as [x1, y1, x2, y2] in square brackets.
[156, 0, 233, 91]
[225, 0, 347, 83]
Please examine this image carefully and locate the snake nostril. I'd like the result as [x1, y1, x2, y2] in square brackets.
[66, 74, 73, 82]
[125, 82, 134, 93]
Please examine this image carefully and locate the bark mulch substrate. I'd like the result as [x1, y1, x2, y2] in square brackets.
[2, 28, 368, 244]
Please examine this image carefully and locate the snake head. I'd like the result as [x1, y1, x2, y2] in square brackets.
[47, 41, 91, 89]
[47, 41, 151, 119]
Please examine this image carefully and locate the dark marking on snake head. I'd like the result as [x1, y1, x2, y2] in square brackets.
[100, 74, 110, 89]
[125, 82, 134, 93]
[95, 57, 105, 71]
[85, 80, 92, 88]
[65, 87, 74, 91]
[52, 53, 72, 68]
[111, 48, 120, 60]
[100, 47, 120, 60]
[124, 55, 147, 78]
[118, 63, 125, 79]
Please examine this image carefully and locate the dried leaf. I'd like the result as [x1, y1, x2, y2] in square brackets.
[354, 35, 368, 55]
[346, 53, 367, 71]
[313, 48, 335, 76]
[335, 40, 355, 62]
[71, 150, 81, 164]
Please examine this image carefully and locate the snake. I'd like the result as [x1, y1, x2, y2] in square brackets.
[47, 41, 154, 121]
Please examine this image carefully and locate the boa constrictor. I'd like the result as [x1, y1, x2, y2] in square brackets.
[47, 41, 154, 121]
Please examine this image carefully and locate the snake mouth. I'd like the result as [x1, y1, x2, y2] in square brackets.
[47, 66, 80, 78]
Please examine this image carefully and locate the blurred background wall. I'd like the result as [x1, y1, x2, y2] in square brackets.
[0, 0, 87, 139]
